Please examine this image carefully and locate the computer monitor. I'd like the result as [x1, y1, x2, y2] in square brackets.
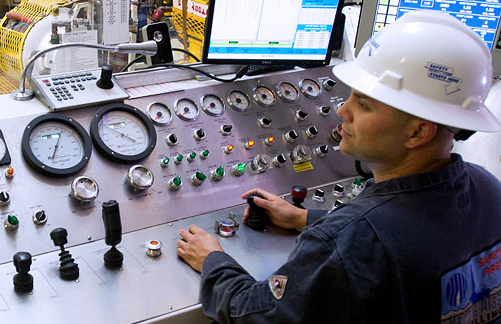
[354, 0, 501, 76]
[202, 0, 346, 66]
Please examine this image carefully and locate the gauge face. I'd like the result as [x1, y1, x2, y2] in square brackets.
[201, 94, 225, 116]
[299, 78, 322, 99]
[227, 90, 251, 112]
[0, 130, 11, 165]
[277, 82, 299, 103]
[174, 98, 200, 121]
[21, 114, 92, 177]
[253, 86, 276, 107]
[90, 103, 157, 163]
[0, 137, 6, 161]
[146, 102, 173, 126]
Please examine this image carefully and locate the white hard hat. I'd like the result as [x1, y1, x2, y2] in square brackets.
[333, 10, 501, 132]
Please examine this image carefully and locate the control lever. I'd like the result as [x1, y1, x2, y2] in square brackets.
[291, 185, 307, 209]
[102, 200, 123, 268]
[13, 252, 33, 292]
[96, 65, 114, 89]
[50, 228, 80, 280]
[246, 193, 268, 231]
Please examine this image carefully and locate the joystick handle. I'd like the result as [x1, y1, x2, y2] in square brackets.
[13, 252, 32, 275]
[291, 185, 307, 209]
[13, 252, 33, 293]
[102, 200, 122, 246]
[246, 193, 268, 231]
[50, 227, 68, 247]
[96, 65, 114, 89]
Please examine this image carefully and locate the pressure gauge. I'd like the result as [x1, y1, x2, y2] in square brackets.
[276, 82, 299, 103]
[146, 102, 173, 126]
[21, 114, 92, 177]
[174, 98, 200, 121]
[227, 89, 251, 112]
[299, 78, 322, 99]
[252, 86, 276, 107]
[0, 130, 11, 165]
[90, 103, 157, 163]
[201, 94, 225, 116]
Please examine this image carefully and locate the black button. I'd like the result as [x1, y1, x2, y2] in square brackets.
[49, 88, 55, 91]
[72, 74, 79, 78]
[91, 76, 97, 80]
[86, 77, 92, 81]
[57, 98, 62, 101]
[74, 78, 80, 82]
[52, 77, 59, 81]
[79, 73, 86, 77]
[63, 97, 68, 100]
[74, 88, 79, 91]
[46, 83, 51, 86]
[64, 80, 70, 83]
[55, 87, 61, 90]
[68, 96, 74, 99]
[78, 84, 84, 87]
[80, 86, 85, 90]
[54, 94, 60, 98]
[86, 72, 92, 76]
[61, 86, 66, 89]
[70, 80, 75, 83]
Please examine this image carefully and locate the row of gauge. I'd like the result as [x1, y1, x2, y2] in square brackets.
[147, 78, 332, 125]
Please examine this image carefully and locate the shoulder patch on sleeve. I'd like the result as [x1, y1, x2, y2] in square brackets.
[268, 275, 288, 300]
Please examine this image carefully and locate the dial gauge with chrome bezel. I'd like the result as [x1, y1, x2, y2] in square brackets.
[276, 82, 299, 103]
[227, 89, 251, 112]
[146, 102, 173, 126]
[90, 103, 157, 163]
[201, 94, 225, 116]
[174, 98, 200, 121]
[252, 85, 276, 107]
[21, 114, 92, 177]
[299, 78, 322, 99]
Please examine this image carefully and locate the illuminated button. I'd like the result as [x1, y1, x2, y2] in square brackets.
[210, 166, 225, 181]
[200, 150, 210, 159]
[146, 240, 163, 257]
[224, 145, 234, 154]
[323, 79, 336, 91]
[220, 124, 233, 136]
[264, 136, 274, 146]
[33, 210, 47, 225]
[244, 140, 255, 149]
[331, 124, 343, 142]
[5, 167, 14, 178]
[295, 110, 308, 122]
[174, 155, 183, 165]
[284, 130, 298, 143]
[332, 184, 344, 198]
[231, 162, 247, 177]
[258, 117, 272, 128]
[4, 215, 18, 231]
[0, 191, 10, 206]
[187, 152, 196, 162]
[160, 157, 170, 167]
[318, 106, 331, 117]
[168, 175, 182, 191]
[312, 189, 325, 203]
[305, 126, 319, 139]
[273, 154, 287, 167]
[193, 128, 206, 141]
[315, 144, 329, 157]
[191, 171, 206, 185]
[166, 133, 178, 146]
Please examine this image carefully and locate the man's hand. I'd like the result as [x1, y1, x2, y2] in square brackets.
[177, 225, 224, 272]
[241, 188, 308, 231]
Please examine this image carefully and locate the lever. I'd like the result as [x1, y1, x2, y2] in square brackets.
[246, 193, 268, 231]
[102, 200, 123, 268]
[50, 228, 79, 280]
[13, 252, 33, 292]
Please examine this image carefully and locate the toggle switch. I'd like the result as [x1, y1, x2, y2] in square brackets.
[210, 166, 225, 181]
[284, 130, 298, 143]
[168, 175, 182, 191]
[166, 133, 178, 146]
[318, 106, 331, 117]
[220, 124, 233, 136]
[258, 117, 272, 128]
[295, 110, 308, 122]
[193, 128, 206, 141]
[315, 144, 329, 157]
[305, 125, 319, 139]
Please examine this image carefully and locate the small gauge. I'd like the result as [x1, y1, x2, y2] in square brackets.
[299, 78, 322, 99]
[146, 102, 173, 126]
[0, 130, 11, 165]
[90, 103, 157, 163]
[21, 114, 92, 177]
[201, 94, 225, 116]
[227, 89, 251, 112]
[174, 98, 200, 121]
[71, 176, 99, 202]
[276, 82, 299, 103]
[252, 86, 276, 107]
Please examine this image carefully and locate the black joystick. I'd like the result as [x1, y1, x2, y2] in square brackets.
[291, 185, 307, 209]
[13, 252, 33, 293]
[246, 193, 268, 231]
[102, 200, 123, 269]
[50, 228, 79, 280]
[96, 65, 114, 89]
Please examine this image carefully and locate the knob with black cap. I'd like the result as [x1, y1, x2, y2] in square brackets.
[246, 193, 268, 231]
[50, 228, 79, 280]
[13, 252, 33, 293]
[0, 191, 10, 206]
[291, 185, 307, 209]
[102, 200, 123, 269]
[96, 65, 114, 89]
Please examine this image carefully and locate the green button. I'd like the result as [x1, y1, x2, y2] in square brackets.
[196, 171, 206, 181]
[7, 215, 18, 226]
[354, 177, 362, 186]
[173, 175, 181, 187]
[202, 150, 209, 157]
[176, 155, 183, 162]
[216, 166, 224, 177]
[237, 162, 246, 172]
[162, 157, 170, 165]
[190, 152, 196, 159]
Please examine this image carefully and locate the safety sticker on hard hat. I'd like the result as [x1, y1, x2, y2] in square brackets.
[425, 62, 463, 95]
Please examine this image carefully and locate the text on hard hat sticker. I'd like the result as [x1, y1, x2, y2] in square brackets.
[425, 62, 463, 95]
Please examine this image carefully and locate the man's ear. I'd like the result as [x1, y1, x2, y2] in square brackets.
[405, 120, 437, 149]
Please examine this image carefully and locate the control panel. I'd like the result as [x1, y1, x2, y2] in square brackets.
[0, 65, 360, 323]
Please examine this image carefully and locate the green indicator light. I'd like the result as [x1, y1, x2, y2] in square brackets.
[7, 215, 18, 226]
[202, 150, 209, 156]
[354, 177, 362, 186]
[216, 166, 224, 177]
[176, 155, 183, 161]
[196, 171, 206, 181]
[173, 175, 181, 187]
[237, 162, 246, 172]
[162, 157, 170, 164]
[190, 152, 196, 159]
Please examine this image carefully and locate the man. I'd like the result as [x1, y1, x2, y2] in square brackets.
[177, 11, 501, 323]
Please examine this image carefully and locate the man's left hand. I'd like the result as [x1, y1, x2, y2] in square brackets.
[177, 225, 224, 272]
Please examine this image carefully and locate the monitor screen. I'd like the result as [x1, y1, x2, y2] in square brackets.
[202, 0, 346, 66]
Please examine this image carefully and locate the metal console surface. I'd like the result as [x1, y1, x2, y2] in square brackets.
[0, 65, 357, 323]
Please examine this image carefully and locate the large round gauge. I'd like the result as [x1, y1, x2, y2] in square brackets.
[21, 114, 92, 177]
[252, 86, 276, 107]
[146, 102, 173, 126]
[201, 94, 225, 116]
[227, 89, 251, 112]
[174, 98, 200, 121]
[277, 82, 299, 103]
[90, 103, 157, 163]
[299, 78, 322, 99]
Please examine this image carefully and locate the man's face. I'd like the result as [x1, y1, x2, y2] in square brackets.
[336, 90, 412, 164]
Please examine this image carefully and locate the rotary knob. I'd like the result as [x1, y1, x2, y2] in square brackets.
[323, 79, 336, 91]
[127, 165, 154, 190]
[284, 130, 298, 143]
[210, 166, 225, 181]
[318, 106, 331, 117]
[273, 154, 287, 167]
[71, 176, 99, 202]
[193, 128, 206, 141]
[0, 191, 10, 206]
[219, 124, 233, 136]
[33, 210, 48, 225]
[312, 189, 325, 203]
[258, 117, 272, 128]
[305, 125, 319, 139]
[315, 144, 329, 157]
[166, 133, 178, 146]
[295, 110, 308, 122]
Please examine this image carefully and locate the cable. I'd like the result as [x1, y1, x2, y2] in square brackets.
[146, 63, 249, 83]
[355, 160, 374, 179]
[120, 54, 145, 72]
[172, 48, 201, 62]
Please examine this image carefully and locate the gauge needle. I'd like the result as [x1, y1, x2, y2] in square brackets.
[106, 126, 136, 143]
[51, 133, 61, 160]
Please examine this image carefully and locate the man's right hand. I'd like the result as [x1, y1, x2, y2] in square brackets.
[241, 188, 308, 231]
